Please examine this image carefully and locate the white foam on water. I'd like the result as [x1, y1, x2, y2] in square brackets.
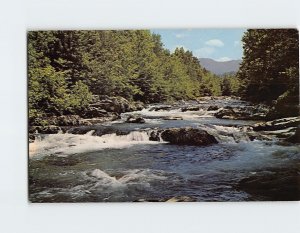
[200, 124, 251, 143]
[131, 106, 213, 120]
[203, 140, 300, 173]
[85, 168, 167, 189]
[29, 130, 160, 158]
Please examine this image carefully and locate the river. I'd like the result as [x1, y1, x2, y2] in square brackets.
[28, 97, 300, 202]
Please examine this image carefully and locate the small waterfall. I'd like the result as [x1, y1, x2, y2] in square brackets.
[29, 130, 160, 158]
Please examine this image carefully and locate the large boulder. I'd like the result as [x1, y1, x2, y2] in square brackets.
[161, 127, 218, 146]
[236, 169, 300, 201]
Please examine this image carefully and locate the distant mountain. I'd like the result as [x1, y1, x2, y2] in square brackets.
[199, 58, 242, 76]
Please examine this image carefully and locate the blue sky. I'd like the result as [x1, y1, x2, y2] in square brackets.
[151, 29, 246, 61]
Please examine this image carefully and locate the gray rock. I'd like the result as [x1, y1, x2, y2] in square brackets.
[253, 117, 300, 131]
[181, 106, 200, 112]
[285, 127, 300, 143]
[149, 105, 172, 111]
[161, 127, 218, 146]
[29, 125, 62, 134]
[207, 105, 219, 111]
[126, 115, 146, 124]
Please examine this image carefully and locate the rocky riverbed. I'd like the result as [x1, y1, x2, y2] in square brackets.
[28, 96, 300, 202]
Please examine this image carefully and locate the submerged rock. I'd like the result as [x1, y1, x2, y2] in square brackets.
[161, 127, 218, 146]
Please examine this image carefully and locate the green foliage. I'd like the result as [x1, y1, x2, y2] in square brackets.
[221, 74, 240, 96]
[28, 30, 224, 124]
[237, 29, 299, 103]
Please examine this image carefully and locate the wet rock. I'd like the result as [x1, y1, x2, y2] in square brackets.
[130, 101, 145, 111]
[214, 106, 267, 120]
[149, 105, 172, 111]
[87, 95, 144, 115]
[83, 107, 108, 118]
[166, 196, 196, 202]
[161, 127, 218, 146]
[125, 115, 146, 124]
[181, 106, 200, 112]
[162, 116, 183, 120]
[236, 169, 300, 201]
[214, 108, 236, 119]
[81, 113, 120, 125]
[29, 125, 62, 134]
[58, 115, 80, 126]
[207, 105, 219, 111]
[285, 127, 300, 143]
[67, 126, 130, 136]
[253, 117, 300, 131]
[29, 134, 35, 143]
[148, 129, 162, 141]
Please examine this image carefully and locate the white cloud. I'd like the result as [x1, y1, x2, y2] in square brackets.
[205, 39, 224, 47]
[234, 40, 242, 47]
[194, 47, 215, 58]
[216, 57, 232, 62]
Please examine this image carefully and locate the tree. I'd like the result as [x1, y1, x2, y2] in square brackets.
[237, 29, 299, 103]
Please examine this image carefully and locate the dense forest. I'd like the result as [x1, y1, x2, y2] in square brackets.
[237, 29, 299, 118]
[28, 30, 224, 122]
[28, 29, 298, 124]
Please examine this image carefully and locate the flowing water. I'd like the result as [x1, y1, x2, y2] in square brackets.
[29, 98, 300, 202]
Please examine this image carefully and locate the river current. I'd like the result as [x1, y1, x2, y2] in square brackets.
[28, 98, 300, 202]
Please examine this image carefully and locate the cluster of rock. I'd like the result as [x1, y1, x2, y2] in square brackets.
[29, 95, 145, 141]
[214, 105, 269, 120]
[251, 116, 300, 142]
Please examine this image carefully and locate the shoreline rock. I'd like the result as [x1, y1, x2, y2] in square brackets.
[253, 117, 300, 131]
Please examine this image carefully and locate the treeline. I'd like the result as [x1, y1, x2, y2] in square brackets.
[237, 29, 299, 104]
[28, 30, 223, 121]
